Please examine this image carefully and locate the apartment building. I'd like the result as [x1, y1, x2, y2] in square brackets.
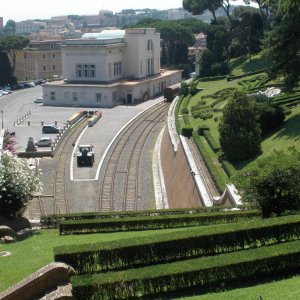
[14, 40, 62, 81]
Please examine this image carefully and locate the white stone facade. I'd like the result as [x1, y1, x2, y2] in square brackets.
[43, 28, 182, 107]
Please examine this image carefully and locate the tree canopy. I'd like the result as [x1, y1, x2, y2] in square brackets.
[219, 91, 262, 162]
[232, 149, 300, 218]
[0, 36, 29, 76]
[263, 0, 300, 89]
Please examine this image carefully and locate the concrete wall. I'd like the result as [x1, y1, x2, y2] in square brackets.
[62, 44, 125, 82]
[160, 128, 202, 208]
[43, 84, 119, 107]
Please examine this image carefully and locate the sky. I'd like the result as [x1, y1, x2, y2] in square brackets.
[1, 0, 248, 23]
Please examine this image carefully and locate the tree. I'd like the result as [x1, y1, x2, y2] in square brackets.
[0, 52, 13, 86]
[0, 36, 29, 76]
[3, 20, 16, 36]
[183, 0, 221, 23]
[199, 49, 214, 77]
[219, 91, 261, 162]
[232, 149, 300, 218]
[0, 151, 42, 218]
[263, 0, 300, 89]
[180, 82, 189, 97]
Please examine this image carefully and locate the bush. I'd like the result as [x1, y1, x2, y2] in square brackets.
[203, 130, 221, 152]
[232, 149, 300, 218]
[181, 125, 193, 137]
[181, 108, 189, 114]
[198, 126, 210, 135]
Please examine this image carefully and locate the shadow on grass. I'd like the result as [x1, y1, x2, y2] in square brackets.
[229, 55, 249, 72]
[142, 273, 298, 300]
[271, 114, 300, 142]
[242, 58, 272, 73]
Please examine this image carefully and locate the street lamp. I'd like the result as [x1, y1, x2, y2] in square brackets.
[1, 110, 3, 130]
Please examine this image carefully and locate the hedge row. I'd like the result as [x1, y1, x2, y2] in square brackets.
[193, 131, 228, 193]
[58, 210, 260, 235]
[41, 206, 249, 228]
[71, 240, 300, 299]
[199, 75, 227, 82]
[175, 95, 184, 135]
[203, 130, 221, 152]
[227, 68, 268, 81]
[54, 214, 300, 274]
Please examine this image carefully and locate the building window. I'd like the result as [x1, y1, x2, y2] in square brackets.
[96, 93, 101, 102]
[24, 53, 27, 59]
[50, 92, 56, 101]
[53, 65, 55, 70]
[113, 62, 122, 76]
[43, 54, 46, 59]
[147, 39, 153, 51]
[43, 65, 46, 71]
[73, 92, 78, 102]
[52, 54, 55, 59]
[108, 63, 111, 78]
[76, 64, 95, 78]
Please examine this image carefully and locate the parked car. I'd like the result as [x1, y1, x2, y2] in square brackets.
[0, 90, 9, 95]
[34, 98, 43, 103]
[35, 137, 52, 147]
[42, 125, 60, 134]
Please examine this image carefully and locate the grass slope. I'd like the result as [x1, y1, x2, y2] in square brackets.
[0, 227, 194, 292]
[182, 275, 300, 300]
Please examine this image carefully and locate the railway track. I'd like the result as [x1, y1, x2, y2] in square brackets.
[99, 102, 169, 212]
[53, 119, 89, 215]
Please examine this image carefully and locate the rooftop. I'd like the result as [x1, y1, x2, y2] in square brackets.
[81, 30, 125, 40]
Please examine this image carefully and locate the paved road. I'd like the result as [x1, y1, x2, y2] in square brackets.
[1, 86, 164, 153]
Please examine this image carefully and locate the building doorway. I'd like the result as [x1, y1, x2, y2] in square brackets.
[126, 94, 132, 104]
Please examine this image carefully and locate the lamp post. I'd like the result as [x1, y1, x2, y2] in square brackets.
[1, 110, 3, 130]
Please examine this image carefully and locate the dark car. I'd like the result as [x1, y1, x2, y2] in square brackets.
[42, 125, 60, 134]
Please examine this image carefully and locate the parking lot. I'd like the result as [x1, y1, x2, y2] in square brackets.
[9, 93, 164, 154]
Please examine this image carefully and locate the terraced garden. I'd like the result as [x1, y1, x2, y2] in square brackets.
[177, 54, 300, 191]
[2, 208, 300, 299]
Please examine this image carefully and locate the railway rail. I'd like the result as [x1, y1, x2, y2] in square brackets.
[99, 102, 169, 212]
[53, 119, 89, 215]
[24, 118, 89, 219]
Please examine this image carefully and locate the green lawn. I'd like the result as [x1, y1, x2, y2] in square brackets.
[0, 227, 194, 292]
[181, 275, 300, 300]
[229, 53, 273, 76]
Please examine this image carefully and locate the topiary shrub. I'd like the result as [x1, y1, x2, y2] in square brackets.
[181, 125, 193, 137]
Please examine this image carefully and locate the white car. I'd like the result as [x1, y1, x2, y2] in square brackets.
[34, 98, 43, 103]
[35, 137, 52, 147]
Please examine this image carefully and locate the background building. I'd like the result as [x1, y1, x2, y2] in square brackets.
[16, 20, 47, 35]
[43, 28, 181, 107]
[0, 17, 3, 29]
[14, 40, 62, 81]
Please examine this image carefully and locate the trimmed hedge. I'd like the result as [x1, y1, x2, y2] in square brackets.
[227, 69, 268, 81]
[41, 206, 249, 228]
[181, 125, 193, 137]
[58, 210, 260, 235]
[199, 75, 227, 82]
[193, 131, 228, 193]
[203, 130, 221, 152]
[55, 214, 300, 274]
[71, 240, 300, 299]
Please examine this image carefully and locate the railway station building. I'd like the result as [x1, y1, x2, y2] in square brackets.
[42, 28, 182, 107]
